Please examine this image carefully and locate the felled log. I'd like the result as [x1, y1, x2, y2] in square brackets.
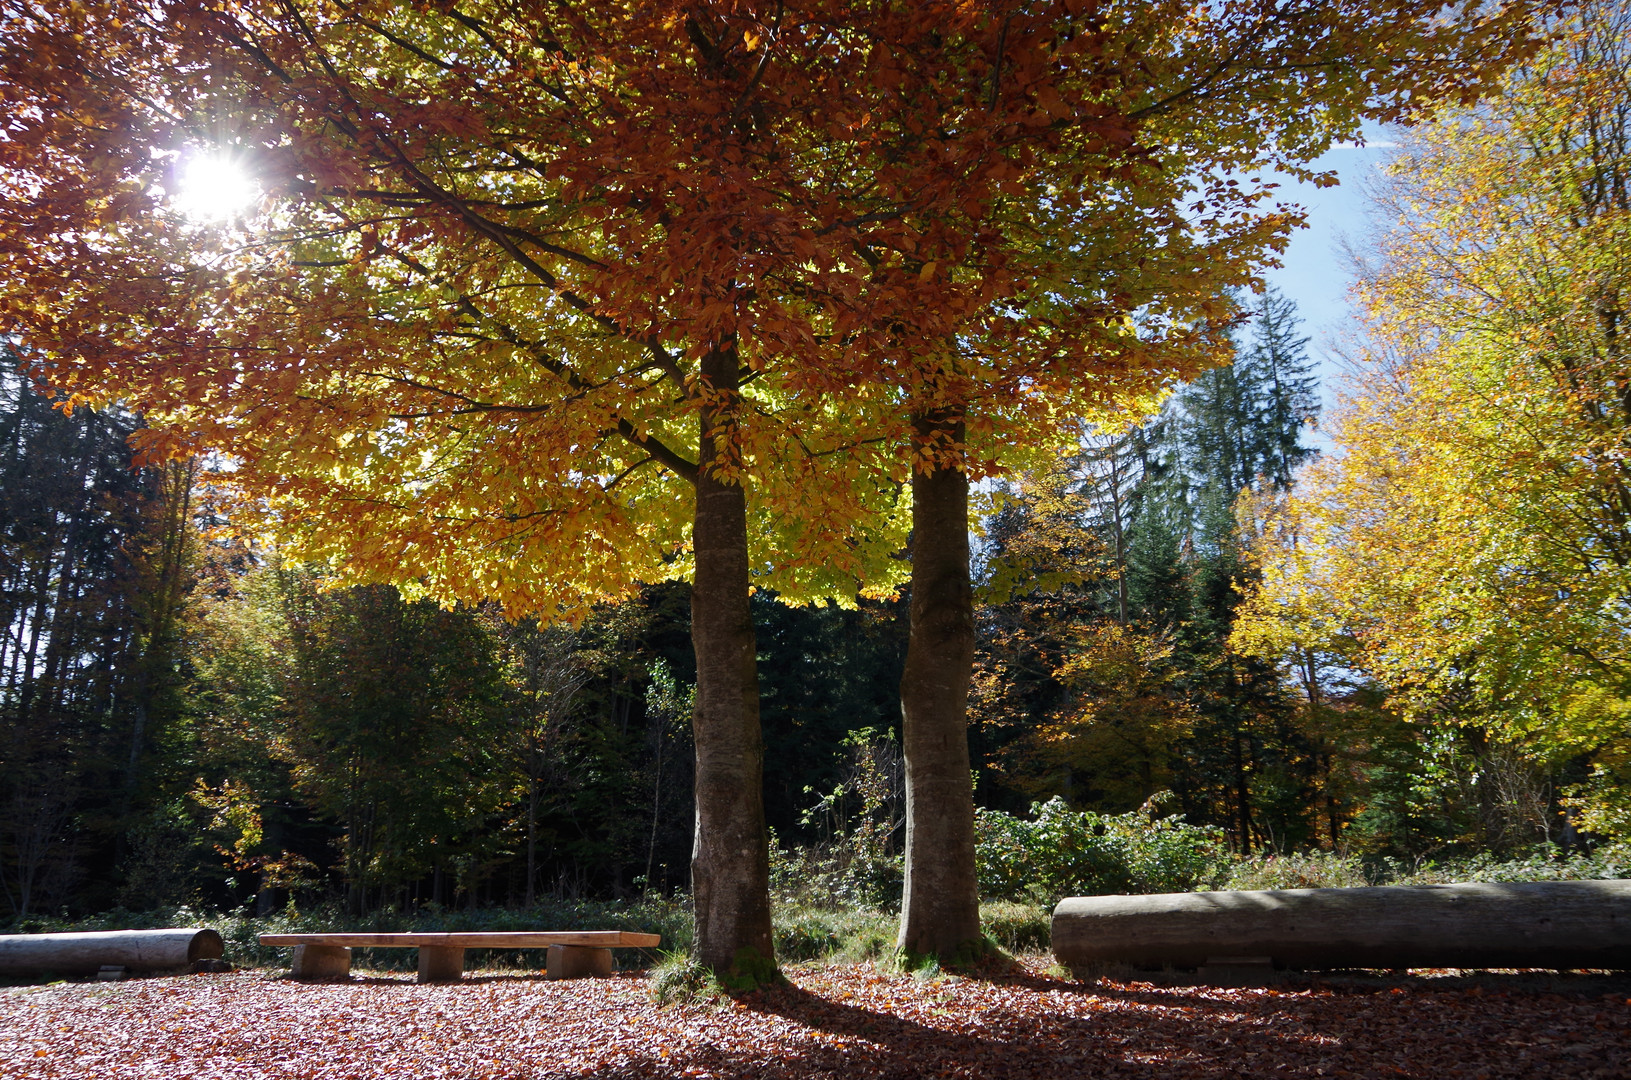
[1052, 879, 1631, 971]
[0, 929, 224, 975]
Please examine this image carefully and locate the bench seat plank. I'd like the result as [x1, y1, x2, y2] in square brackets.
[259, 931, 661, 949]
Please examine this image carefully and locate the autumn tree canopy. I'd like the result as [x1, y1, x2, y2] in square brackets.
[2, 0, 1551, 971]
[3, 0, 1166, 977]
[878, 1, 1554, 957]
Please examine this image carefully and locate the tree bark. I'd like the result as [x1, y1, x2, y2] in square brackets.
[1233, 726, 1252, 855]
[897, 415, 982, 960]
[0, 929, 222, 974]
[1052, 880, 1631, 971]
[689, 344, 775, 981]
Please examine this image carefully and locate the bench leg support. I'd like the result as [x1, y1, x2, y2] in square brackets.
[547, 944, 613, 979]
[291, 944, 351, 980]
[417, 946, 465, 983]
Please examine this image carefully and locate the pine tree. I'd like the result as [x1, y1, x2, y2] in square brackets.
[1168, 288, 1321, 533]
[1239, 288, 1322, 491]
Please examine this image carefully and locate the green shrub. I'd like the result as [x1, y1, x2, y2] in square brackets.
[768, 731, 906, 912]
[975, 794, 1227, 903]
[1220, 851, 1373, 890]
[1398, 842, 1631, 885]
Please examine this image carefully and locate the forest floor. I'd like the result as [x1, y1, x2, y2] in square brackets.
[2, 958, 1628, 1079]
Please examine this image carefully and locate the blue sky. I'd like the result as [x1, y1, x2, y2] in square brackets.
[1257, 138, 1400, 416]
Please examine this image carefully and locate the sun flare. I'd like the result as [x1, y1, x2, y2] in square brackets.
[172, 154, 260, 222]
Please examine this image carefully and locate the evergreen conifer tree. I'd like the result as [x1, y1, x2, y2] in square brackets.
[1239, 288, 1322, 491]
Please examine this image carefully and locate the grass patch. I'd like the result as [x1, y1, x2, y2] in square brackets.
[980, 901, 1050, 954]
[909, 954, 942, 981]
[769, 901, 1051, 967]
[1219, 852, 1373, 891]
[773, 905, 895, 963]
[648, 953, 727, 1006]
[1215, 843, 1631, 892]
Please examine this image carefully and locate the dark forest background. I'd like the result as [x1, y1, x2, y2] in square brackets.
[0, 291, 1600, 923]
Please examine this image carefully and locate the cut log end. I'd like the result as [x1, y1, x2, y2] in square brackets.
[187, 930, 225, 963]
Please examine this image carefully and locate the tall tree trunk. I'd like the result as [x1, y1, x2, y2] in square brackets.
[1233, 731, 1252, 855]
[897, 414, 981, 960]
[646, 728, 663, 893]
[689, 343, 774, 981]
[1107, 454, 1130, 626]
[1300, 646, 1341, 848]
[524, 761, 538, 908]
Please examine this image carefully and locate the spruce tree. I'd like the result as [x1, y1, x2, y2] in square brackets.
[1239, 287, 1321, 491]
[1120, 292, 1322, 850]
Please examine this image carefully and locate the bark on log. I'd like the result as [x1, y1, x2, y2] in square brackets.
[1052, 880, 1631, 971]
[0, 929, 223, 974]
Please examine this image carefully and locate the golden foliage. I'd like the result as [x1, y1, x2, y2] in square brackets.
[1235, 0, 1631, 833]
[1, 1, 1551, 614]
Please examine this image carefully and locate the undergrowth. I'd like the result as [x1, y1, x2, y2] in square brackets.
[1, 895, 1045, 974]
[1218, 841, 1631, 891]
[7, 831, 1622, 978]
[648, 952, 727, 1005]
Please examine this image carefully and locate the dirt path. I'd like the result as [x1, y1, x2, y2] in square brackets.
[3, 961, 1627, 1078]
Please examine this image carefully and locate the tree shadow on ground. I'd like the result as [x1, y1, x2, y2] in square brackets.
[574, 970, 1629, 1080]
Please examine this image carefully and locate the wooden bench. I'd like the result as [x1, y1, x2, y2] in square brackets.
[258, 931, 662, 983]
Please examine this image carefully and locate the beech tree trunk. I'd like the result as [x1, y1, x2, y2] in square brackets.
[897, 416, 982, 959]
[689, 344, 775, 980]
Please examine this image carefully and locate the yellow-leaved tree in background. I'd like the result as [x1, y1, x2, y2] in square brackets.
[1236, 0, 1631, 836]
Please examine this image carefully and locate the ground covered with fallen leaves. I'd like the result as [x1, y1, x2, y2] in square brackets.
[3, 961, 1628, 1079]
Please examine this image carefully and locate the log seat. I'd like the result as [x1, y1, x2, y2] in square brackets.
[0, 929, 224, 975]
[1052, 879, 1631, 975]
[257, 930, 662, 983]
